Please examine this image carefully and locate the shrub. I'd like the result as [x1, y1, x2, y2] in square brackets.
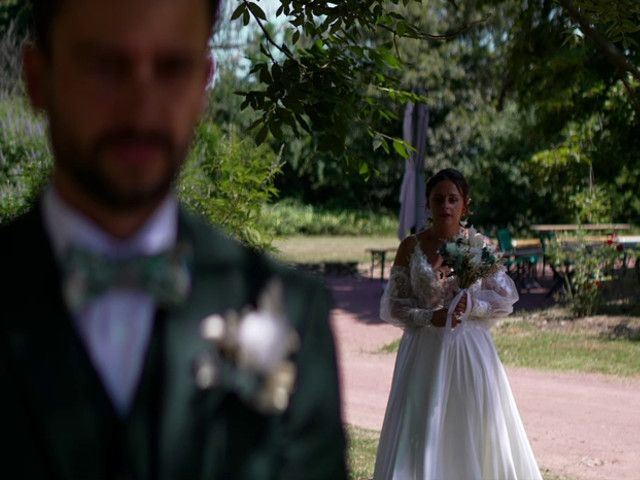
[178, 122, 283, 251]
[0, 95, 52, 226]
[546, 234, 626, 317]
[258, 199, 398, 236]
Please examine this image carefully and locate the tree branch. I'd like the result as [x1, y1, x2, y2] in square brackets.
[557, 0, 640, 120]
[353, 11, 491, 42]
[556, 0, 640, 81]
[242, 0, 297, 64]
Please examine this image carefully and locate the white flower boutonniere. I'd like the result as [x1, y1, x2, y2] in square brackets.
[194, 277, 300, 415]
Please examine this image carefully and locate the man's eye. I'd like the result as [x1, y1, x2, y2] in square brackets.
[157, 58, 194, 79]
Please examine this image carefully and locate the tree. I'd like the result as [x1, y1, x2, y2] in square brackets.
[3, 0, 640, 231]
[217, 0, 485, 167]
[497, 0, 640, 224]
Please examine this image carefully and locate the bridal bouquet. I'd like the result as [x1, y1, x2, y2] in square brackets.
[438, 226, 504, 289]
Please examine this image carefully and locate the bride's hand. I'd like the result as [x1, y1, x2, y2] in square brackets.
[432, 257, 452, 281]
[431, 293, 471, 328]
[431, 307, 461, 328]
[431, 309, 450, 328]
[453, 293, 472, 321]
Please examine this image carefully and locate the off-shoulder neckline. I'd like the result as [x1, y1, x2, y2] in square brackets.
[410, 244, 437, 272]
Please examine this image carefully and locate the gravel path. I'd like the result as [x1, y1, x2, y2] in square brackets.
[326, 274, 640, 480]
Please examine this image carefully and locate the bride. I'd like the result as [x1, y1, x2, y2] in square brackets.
[373, 168, 542, 480]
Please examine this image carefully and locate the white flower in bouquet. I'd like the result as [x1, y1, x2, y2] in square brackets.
[437, 226, 505, 289]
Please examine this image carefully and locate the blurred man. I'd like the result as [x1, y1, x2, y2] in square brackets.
[0, 1, 347, 478]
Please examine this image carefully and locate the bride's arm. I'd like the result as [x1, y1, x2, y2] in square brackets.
[380, 265, 442, 328]
[380, 236, 450, 329]
[468, 267, 519, 320]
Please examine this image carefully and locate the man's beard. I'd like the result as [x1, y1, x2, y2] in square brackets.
[50, 123, 187, 211]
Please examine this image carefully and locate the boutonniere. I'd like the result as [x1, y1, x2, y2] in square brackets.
[194, 277, 300, 415]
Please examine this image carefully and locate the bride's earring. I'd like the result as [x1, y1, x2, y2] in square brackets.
[460, 198, 471, 227]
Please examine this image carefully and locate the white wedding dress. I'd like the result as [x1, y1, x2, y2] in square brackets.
[373, 246, 543, 480]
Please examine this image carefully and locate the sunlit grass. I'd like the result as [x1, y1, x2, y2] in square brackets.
[272, 235, 399, 264]
[493, 318, 640, 377]
[380, 317, 640, 378]
[346, 425, 378, 480]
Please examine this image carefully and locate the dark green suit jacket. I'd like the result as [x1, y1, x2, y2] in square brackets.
[0, 205, 347, 480]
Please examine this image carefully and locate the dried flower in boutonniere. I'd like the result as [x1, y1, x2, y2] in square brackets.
[437, 226, 504, 289]
[195, 277, 300, 415]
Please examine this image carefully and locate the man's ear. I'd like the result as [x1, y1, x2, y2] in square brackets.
[22, 45, 48, 112]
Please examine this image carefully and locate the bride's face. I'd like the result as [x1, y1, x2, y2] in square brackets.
[427, 180, 466, 228]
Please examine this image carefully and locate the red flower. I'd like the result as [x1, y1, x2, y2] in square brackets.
[606, 239, 614, 245]
[617, 243, 624, 251]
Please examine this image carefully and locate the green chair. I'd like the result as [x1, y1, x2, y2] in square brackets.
[496, 228, 542, 290]
[496, 228, 524, 279]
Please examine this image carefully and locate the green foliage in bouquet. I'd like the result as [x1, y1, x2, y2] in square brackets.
[437, 227, 505, 289]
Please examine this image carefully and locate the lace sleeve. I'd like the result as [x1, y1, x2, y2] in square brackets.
[469, 267, 519, 320]
[380, 265, 443, 329]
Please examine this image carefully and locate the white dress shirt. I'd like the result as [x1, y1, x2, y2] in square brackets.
[41, 184, 179, 415]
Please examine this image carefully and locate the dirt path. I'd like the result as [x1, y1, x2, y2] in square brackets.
[326, 274, 640, 480]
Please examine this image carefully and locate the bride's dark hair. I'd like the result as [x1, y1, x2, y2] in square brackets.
[425, 168, 473, 218]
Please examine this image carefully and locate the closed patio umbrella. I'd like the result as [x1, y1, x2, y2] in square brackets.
[397, 96, 429, 240]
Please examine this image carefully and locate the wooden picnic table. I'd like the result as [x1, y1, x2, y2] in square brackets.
[530, 223, 630, 232]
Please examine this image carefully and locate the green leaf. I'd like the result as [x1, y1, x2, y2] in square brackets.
[230, 4, 246, 21]
[255, 124, 269, 145]
[372, 134, 384, 151]
[393, 139, 409, 159]
[268, 120, 284, 140]
[246, 2, 267, 21]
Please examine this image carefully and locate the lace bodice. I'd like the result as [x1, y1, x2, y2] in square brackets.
[380, 245, 518, 329]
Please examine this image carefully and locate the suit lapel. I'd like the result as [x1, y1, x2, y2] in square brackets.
[156, 209, 270, 479]
[2, 206, 120, 479]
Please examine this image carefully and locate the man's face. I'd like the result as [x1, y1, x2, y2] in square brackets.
[27, 0, 212, 209]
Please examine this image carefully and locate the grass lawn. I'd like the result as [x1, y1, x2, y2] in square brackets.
[272, 235, 399, 264]
[346, 425, 379, 480]
[493, 313, 640, 377]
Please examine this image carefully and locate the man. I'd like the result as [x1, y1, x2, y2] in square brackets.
[0, 0, 348, 478]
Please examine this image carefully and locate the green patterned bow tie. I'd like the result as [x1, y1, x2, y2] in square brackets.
[62, 243, 193, 312]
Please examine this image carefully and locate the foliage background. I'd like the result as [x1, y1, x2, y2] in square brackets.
[1, 0, 639, 241]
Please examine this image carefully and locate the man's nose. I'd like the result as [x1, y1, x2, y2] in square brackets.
[121, 62, 162, 125]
